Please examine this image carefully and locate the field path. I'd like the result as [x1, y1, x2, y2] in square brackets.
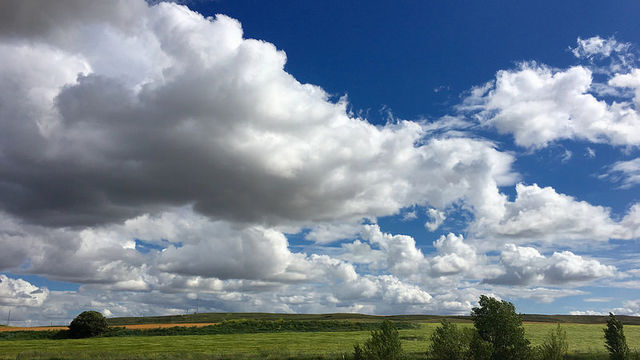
[0, 322, 217, 332]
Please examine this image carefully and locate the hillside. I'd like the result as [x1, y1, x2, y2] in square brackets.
[106, 312, 640, 326]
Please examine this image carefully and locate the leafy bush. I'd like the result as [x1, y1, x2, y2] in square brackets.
[469, 331, 494, 360]
[471, 295, 532, 360]
[69, 311, 109, 338]
[427, 319, 474, 360]
[604, 313, 630, 360]
[352, 320, 403, 360]
[536, 324, 569, 360]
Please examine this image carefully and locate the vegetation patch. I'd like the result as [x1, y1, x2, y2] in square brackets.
[0, 319, 417, 341]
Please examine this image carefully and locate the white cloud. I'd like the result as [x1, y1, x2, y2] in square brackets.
[473, 183, 638, 245]
[463, 63, 640, 148]
[0, 275, 48, 307]
[572, 36, 630, 59]
[609, 68, 640, 106]
[545, 251, 616, 284]
[344, 226, 484, 280]
[304, 222, 364, 244]
[602, 157, 640, 188]
[425, 208, 447, 231]
[611, 299, 640, 316]
[430, 233, 478, 276]
[485, 244, 616, 285]
[569, 310, 606, 316]
[360, 225, 428, 278]
[402, 210, 418, 221]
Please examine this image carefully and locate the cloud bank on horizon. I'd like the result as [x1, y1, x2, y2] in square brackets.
[0, 0, 639, 325]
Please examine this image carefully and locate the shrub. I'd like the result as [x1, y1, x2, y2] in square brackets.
[68, 310, 109, 338]
[352, 320, 403, 360]
[469, 331, 493, 360]
[427, 319, 473, 360]
[604, 313, 630, 360]
[471, 295, 532, 360]
[536, 324, 569, 360]
[353, 343, 364, 360]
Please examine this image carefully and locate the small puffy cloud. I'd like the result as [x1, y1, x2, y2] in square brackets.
[360, 225, 427, 278]
[430, 233, 478, 276]
[572, 36, 631, 59]
[425, 208, 447, 231]
[463, 63, 640, 148]
[485, 244, 616, 285]
[484, 244, 546, 285]
[375, 275, 432, 305]
[0, 274, 49, 307]
[402, 210, 418, 221]
[545, 251, 616, 284]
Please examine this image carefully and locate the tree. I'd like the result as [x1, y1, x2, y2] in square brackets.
[536, 323, 568, 360]
[470, 295, 532, 360]
[352, 320, 403, 360]
[68, 310, 109, 338]
[604, 313, 630, 360]
[427, 319, 474, 360]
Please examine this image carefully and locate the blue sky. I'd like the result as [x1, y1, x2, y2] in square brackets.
[1, 0, 640, 325]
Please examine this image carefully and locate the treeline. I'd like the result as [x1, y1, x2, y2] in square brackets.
[349, 295, 639, 360]
[0, 319, 417, 341]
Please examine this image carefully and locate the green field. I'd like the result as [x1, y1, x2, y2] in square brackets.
[2, 322, 639, 359]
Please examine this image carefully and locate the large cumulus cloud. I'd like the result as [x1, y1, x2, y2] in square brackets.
[0, 0, 516, 229]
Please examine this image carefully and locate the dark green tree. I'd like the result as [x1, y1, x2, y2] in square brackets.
[352, 320, 403, 360]
[68, 310, 109, 338]
[471, 295, 532, 360]
[604, 313, 629, 360]
[427, 319, 474, 360]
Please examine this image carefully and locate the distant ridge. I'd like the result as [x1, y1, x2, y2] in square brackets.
[107, 312, 640, 326]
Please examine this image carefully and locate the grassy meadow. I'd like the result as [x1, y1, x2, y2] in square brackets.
[2, 320, 640, 359]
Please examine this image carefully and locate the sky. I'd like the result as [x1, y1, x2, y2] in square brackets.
[1, 0, 640, 326]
